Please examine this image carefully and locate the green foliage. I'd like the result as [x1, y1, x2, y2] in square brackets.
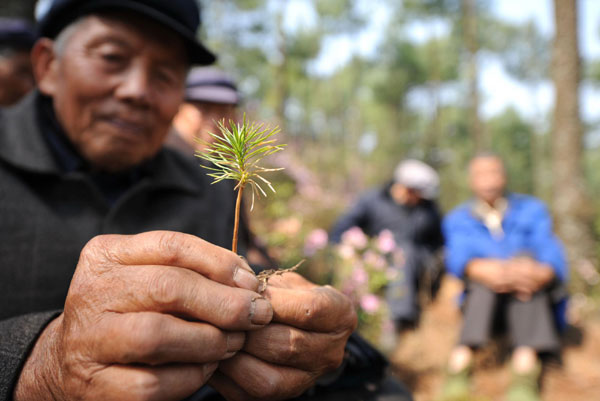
[488, 108, 535, 194]
[372, 41, 427, 106]
[402, 0, 462, 16]
[315, 0, 353, 18]
[495, 20, 550, 83]
[196, 115, 285, 208]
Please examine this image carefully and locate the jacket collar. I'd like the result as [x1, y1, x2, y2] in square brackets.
[0, 91, 61, 174]
[0, 91, 201, 195]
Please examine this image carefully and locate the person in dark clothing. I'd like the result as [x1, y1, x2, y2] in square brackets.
[331, 159, 444, 330]
[0, 1, 361, 400]
[0, 18, 35, 107]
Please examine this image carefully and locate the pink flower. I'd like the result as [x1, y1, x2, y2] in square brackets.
[303, 228, 328, 256]
[351, 266, 368, 285]
[377, 230, 396, 254]
[363, 250, 386, 270]
[341, 227, 368, 250]
[360, 294, 381, 314]
[337, 243, 355, 259]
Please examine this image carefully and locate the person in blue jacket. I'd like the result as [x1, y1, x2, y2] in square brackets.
[437, 153, 568, 401]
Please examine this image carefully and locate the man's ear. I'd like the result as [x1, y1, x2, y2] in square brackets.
[31, 38, 59, 97]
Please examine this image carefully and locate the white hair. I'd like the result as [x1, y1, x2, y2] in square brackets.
[53, 16, 89, 56]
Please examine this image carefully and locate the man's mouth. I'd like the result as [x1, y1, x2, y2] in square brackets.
[101, 116, 150, 136]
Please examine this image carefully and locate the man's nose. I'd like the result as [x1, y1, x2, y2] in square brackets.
[114, 62, 152, 106]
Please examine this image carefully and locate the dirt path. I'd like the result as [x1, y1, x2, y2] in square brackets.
[390, 278, 600, 401]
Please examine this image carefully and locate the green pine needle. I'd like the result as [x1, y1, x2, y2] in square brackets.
[195, 114, 285, 211]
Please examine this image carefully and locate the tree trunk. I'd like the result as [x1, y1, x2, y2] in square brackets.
[552, 0, 597, 290]
[274, 8, 288, 139]
[462, 0, 484, 152]
[0, 0, 37, 20]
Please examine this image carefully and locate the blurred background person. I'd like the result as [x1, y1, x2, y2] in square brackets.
[438, 153, 568, 401]
[330, 159, 444, 332]
[168, 66, 239, 155]
[0, 18, 35, 107]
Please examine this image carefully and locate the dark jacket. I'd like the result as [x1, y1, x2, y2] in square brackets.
[330, 184, 444, 253]
[0, 93, 236, 399]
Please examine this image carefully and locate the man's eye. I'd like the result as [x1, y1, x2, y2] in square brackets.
[155, 69, 178, 85]
[101, 53, 125, 64]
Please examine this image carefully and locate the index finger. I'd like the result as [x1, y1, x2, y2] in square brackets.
[90, 231, 259, 291]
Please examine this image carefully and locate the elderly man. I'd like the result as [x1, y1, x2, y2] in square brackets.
[330, 159, 444, 332]
[0, 1, 359, 400]
[438, 153, 568, 401]
[0, 18, 35, 106]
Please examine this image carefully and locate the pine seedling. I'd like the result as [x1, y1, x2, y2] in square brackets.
[195, 114, 285, 254]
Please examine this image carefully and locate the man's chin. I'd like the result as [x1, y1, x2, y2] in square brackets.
[87, 152, 150, 173]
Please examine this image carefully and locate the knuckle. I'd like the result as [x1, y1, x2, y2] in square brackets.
[128, 315, 164, 360]
[156, 231, 186, 266]
[303, 290, 328, 323]
[280, 330, 304, 364]
[129, 372, 161, 401]
[80, 235, 108, 264]
[148, 269, 182, 309]
[323, 347, 345, 372]
[247, 371, 283, 399]
[79, 235, 123, 272]
[82, 235, 107, 253]
[325, 287, 358, 331]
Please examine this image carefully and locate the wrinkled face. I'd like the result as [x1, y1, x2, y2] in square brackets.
[0, 50, 34, 106]
[34, 13, 188, 172]
[469, 156, 507, 204]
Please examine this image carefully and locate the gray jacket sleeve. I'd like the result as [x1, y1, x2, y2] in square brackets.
[0, 311, 61, 401]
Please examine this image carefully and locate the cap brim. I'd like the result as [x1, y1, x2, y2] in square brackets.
[40, 0, 216, 65]
[185, 86, 239, 104]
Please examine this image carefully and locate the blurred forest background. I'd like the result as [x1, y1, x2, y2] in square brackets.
[196, 2, 600, 397]
[5, 0, 600, 398]
[196, 0, 600, 306]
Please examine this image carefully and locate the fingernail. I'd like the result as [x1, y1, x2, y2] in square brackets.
[223, 351, 236, 359]
[204, 362, 218, 377]
[226, 332, 245, 353]
[234, 266, 259, 290]
[249, 297, 273, 325]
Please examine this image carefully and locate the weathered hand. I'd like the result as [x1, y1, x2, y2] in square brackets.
[14, 231, 273, 401]
[209, 273, 358, 401]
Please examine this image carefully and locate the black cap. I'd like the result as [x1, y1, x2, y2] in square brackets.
[37, 0, 216, 65]
[0, 18, 35, 50]
[185, 67, 240, 105]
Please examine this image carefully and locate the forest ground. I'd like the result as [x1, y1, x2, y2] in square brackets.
[390, 278, 600, 401]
